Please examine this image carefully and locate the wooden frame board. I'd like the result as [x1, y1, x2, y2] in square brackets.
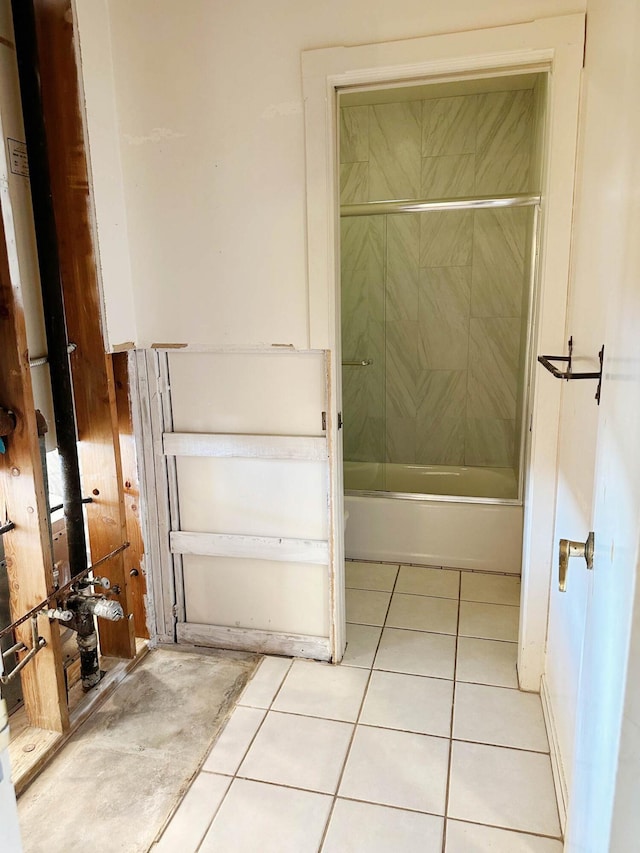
[0, 183, 68, 732]
[32, 0, 135, 658]
[170, 531, 329, 564]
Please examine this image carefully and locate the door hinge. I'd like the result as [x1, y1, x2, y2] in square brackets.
[171, 603, 179, 618]
[322, 411, 327, 431]
[337, 412, 343, 430]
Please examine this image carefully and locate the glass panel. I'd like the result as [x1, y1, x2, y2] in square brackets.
[341, 215, 386, 490]
[339, 80, 541, 501]
[341, 205, 536, 501]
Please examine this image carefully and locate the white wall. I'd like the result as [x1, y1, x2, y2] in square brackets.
[75, 0, 585, 349]
[72, 0, 136, 350]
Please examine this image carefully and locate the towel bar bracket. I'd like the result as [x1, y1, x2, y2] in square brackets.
[537, 337, 604, 404]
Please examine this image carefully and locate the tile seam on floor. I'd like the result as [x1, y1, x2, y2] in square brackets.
[349, 583, 519, 607]
[450, 736, 550, 755]
[348, 586, 459, 599]
[149, 656, 259, 853]
[347, 557, 521, 579]
[193, 655, 294, 852]
[163, 773, 231, 853]
[441, 565, 462, 853]
[209, 710, 549, 756]
[353, 621, 519, 640]
[444, 816, 564, 842]
[318, 563, 401, 851]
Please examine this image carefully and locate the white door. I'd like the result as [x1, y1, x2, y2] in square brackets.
[560, 0, 640, 845]
[542, 253, 606, 825]
[542, 113, 609, 813]
[544, 0, 640, 843]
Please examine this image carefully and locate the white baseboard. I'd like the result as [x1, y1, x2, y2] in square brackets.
[541, 673, 568, 833]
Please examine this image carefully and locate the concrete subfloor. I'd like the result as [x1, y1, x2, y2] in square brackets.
[17, 647, 259, 853]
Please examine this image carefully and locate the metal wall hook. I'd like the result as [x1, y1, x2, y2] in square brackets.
[538, 337, 605, 404]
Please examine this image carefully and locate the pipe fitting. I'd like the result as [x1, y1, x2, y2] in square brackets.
[43, 607, 73, 622]
[76, 632, 98, 653]
[91, 599, 124, 622]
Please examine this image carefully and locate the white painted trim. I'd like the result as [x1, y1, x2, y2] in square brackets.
[176, 623, 331, 661]
[133, 350, 176, 644]
[326, 352, 346, 664]
[149, 345, 326, 355]
[302, 13, 585, 690]
[170, 531, 329, 565]
[159, 353, 186, 625]
[163, 432, 327, 461]
[541, 673, 569, 832]
[126, 351, 156, 641]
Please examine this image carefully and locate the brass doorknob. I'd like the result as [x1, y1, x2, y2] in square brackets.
[558, 531, 594, 592]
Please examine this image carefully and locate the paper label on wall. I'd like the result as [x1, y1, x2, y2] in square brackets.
[7, 138, 29, 178]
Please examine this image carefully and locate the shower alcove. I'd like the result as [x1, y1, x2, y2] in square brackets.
[339, 74, 546, 573]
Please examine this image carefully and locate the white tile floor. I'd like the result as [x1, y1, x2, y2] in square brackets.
[153, 563, 563, 853]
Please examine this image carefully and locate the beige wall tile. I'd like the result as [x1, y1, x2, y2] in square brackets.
[386, 318, 419, 420]
[421, 153, 475, 199]
[420, 210, 474, 267]
[472, 208, 527, 318]
[465, 417, 515, 467]
[369, 101, 422, 200]
[418, 267, 471, 370]
[386, 214, 420, 322]
[475, 90, 534, 195]
[386, 414, 416, 464]
[340, 162, 369, 204]
[422, 95, 477, 156]
[467, 317, 520, 420]
[340, 216, 384, 275]
[340, 105, 369, 164]
[416, 370, 467, 465]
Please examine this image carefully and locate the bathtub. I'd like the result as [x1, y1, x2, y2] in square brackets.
[344, 462, 523, 574]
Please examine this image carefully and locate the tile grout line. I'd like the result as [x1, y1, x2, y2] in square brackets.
[442, 570, 463, 853]
[213, 707, 550, 756]
[153, 657, 266, 853]
[444, 815, 564, 843]
[347, 557, 521, 580]
[317, 563, 401, 852]
[189, 569, 529, 850]
[193, 656, 294, 853]
[186, 774, 561, 842]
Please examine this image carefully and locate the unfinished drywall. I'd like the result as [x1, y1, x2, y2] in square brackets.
[74, 0, 585, 349]
[166, 351, 330, 641]
[71, 0, 135, 351]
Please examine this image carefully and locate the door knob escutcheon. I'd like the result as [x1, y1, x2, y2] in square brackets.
[559, 531, 595, 592]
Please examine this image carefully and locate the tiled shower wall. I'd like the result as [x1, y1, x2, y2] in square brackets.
[340, 89, 536, 468]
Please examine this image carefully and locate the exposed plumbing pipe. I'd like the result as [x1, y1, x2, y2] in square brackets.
[66, 595, 125, 690]
[11, 0, 96, 687]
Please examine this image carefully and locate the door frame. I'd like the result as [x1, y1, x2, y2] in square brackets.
[302, 13, 585, 679]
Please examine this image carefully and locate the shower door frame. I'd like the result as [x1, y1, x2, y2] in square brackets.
[302, 13, 585, 683]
